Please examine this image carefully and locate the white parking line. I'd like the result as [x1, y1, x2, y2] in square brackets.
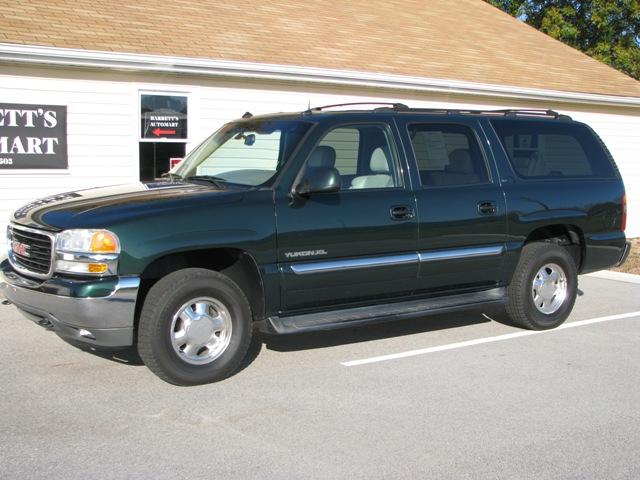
[341, 310, 640, 367]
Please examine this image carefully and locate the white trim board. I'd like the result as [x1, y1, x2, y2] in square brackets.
[1, 43, 639, 108]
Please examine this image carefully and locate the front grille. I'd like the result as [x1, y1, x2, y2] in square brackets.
[7, 224, 54, 278]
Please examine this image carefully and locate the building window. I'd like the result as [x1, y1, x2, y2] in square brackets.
[139, 93, 189, 181]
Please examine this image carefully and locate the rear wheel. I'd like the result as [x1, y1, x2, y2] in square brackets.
[506, 242, 577, 330]
[137, 268, 252, 385]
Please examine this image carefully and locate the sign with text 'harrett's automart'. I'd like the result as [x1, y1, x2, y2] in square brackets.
[0, 103, 68, 169]
[140, 94, 188, 140]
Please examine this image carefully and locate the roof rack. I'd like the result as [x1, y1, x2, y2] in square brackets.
[398, 108, 571, 119]
[303, 103, 571, 120]
[304, 102, 409, 114]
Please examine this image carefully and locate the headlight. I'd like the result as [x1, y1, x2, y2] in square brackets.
[54, 229, 120, 276]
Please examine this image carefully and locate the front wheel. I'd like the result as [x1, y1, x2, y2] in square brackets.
[137, 268, 252, 385]
[506, 242, 578, 330]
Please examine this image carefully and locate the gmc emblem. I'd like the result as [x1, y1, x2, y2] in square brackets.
[11, 240, 30, 257]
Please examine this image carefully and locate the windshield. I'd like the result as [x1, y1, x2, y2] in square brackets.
[172, 119, 312, 186]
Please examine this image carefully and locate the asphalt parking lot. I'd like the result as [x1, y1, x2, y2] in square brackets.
[0, 274, 639, 479]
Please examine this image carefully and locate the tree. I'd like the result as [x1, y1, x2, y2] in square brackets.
[486, 0, 640, 80]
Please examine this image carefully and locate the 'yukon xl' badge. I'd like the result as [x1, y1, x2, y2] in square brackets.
[284, 249, 328, 259]
[11, 240, 30, 257]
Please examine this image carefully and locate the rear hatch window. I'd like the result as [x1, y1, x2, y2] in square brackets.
[491, 119, 617, 179]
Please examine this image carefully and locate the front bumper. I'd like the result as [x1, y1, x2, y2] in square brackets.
[0, 260, 139, 347]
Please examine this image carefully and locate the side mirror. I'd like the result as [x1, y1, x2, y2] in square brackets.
[294, 167, 341, 196]
[244, 134, 256, 146]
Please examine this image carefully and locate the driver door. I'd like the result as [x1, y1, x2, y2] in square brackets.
[274, 121, 419, 312]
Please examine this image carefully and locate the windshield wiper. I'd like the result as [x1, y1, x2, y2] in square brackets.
[161, 172, 182, 182]
[184, 175, 226, 188]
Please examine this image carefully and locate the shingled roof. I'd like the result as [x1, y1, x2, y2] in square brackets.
[1, 0, 639, 98]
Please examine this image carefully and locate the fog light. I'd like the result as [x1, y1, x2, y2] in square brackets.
[87, 263, 108, 273]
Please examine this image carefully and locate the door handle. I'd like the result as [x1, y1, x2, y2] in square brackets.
[477, 201, 497, 216]
[390, 205, 415, 220]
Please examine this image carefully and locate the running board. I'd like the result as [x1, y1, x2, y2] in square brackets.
[265, 287, 506, 334]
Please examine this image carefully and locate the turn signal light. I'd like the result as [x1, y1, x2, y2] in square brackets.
[89, 231, 118, 253]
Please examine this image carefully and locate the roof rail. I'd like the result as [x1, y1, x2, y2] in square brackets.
[304, 102, 409, 114]
[502, 109, 562, 118]
[302, 104, 571, 120]
[397, 107, 571, 120]
[478, 109, 569, 119]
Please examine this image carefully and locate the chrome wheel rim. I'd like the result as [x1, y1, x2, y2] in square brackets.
[531, 263, 568, 315]
[170, 297, 232, 365]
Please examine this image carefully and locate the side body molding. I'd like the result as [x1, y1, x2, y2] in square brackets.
[288, 244, 505, 275]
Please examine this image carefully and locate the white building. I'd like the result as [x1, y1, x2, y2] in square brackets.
[0, 0, 639, 242]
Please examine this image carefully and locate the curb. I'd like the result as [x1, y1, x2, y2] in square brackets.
[585, 270, 640, 285]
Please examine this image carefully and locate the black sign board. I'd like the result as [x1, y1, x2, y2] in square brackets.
[0, 103, 68, 169]
[141, 94, 188, 140]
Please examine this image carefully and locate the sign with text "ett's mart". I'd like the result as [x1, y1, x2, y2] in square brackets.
[0, 103, 68, 169]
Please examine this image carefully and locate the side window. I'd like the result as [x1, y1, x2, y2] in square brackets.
[409, 124, 489, 187]
[491, 119, 616, 179]
[310, 125, 400, 190]
[318, 128, 359, 175]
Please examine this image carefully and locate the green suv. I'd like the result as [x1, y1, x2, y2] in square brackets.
[1, 104, 630, 385]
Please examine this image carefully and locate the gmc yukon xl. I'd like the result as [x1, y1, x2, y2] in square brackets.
[0, 104, 630, 385]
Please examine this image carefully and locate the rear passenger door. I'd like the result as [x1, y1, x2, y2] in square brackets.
[397, 119, 508, 294]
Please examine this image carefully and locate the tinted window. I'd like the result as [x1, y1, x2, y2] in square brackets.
[311, 125, 400, 190]
[409, 124, 489, 187]
[491, 119, 616, 179]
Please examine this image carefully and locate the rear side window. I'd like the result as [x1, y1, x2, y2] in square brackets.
[408, 124, 489, 187]
[491, 119, 616, 179]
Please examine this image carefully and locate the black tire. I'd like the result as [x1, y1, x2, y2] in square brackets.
[137, 268, 252, 385]
[505, 241, 578, 330]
